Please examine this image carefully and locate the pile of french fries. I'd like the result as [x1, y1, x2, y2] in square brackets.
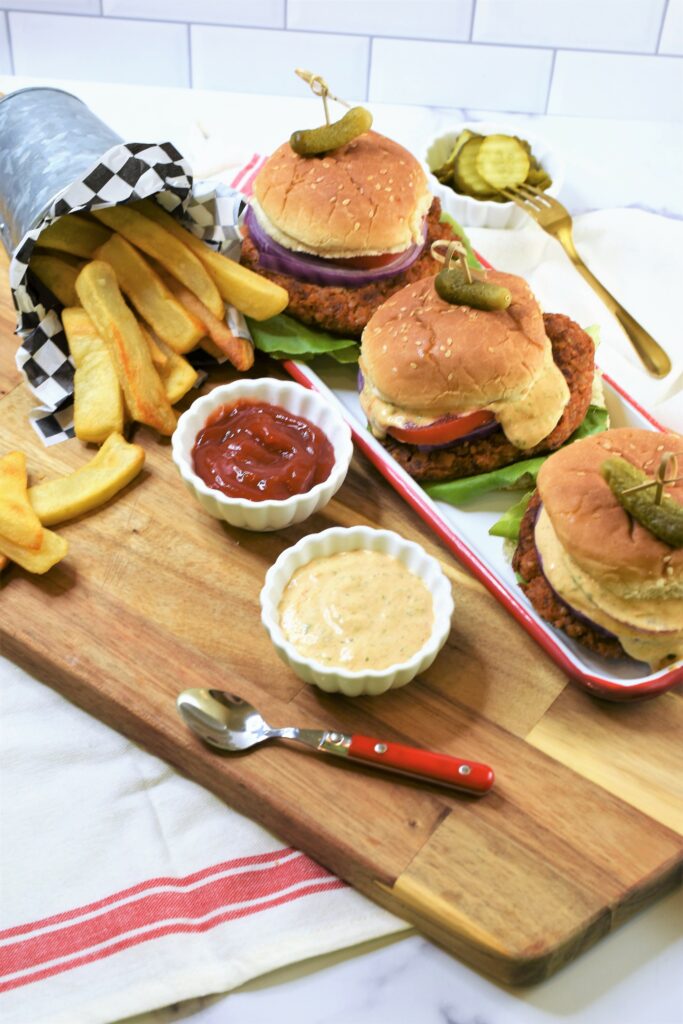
[2, 199, 288, 577]
[0, 434, 145, 574]
[30, 199, 288, 441]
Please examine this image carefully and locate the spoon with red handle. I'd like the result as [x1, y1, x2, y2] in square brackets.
[177, 688, 494, 795]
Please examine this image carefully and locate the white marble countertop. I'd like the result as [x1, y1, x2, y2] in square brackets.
[1, 74, 681, 1024]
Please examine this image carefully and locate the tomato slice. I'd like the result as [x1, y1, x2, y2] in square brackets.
[330, 251, 407, 271]
[388, 410, 496, 446]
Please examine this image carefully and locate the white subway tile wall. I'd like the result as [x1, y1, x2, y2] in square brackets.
[0, 0, 100, 12]
[0, 0, 681, 119]
[102, 0, 285, 29]
[473, 0, 667, 53]
[286, 1, 472, 40]
[548, 50, 683, 121]
[191, 25, 369, 98]
[9, 13, 190, 86]
[370, 38, 552, 111]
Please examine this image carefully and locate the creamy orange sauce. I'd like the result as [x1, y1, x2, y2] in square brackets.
[535, 507, 683, 669]
[278, 550, 434, 671]
[359, 342, 569, 452]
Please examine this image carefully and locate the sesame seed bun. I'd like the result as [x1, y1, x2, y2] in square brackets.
[252, 131, 432, 259]
[537, 428, 683, 600]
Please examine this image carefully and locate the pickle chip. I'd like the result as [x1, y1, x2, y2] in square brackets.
[452, 138, 497, 199]
[601, 457, 683, 548]
[477, 135, 530, 190]
[290, 106, 373, 156]
[433, 129, 480, 184]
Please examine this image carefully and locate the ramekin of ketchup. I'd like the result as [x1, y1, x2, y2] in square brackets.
[171, 378, 353, 531]
[192, 401, 335, 502]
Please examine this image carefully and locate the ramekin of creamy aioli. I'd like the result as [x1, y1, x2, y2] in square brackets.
[260, 526, 454, 696]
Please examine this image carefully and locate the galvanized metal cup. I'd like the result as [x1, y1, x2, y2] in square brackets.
[0, 87, 122, 256]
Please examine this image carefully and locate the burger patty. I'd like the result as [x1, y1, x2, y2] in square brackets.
[512, 492, 625, 659]
[240, 198, 459, 338]
[383, 313, 595, 481]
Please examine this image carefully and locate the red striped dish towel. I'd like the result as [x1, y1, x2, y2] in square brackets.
[229, 153, 267, 194]
[0, 660, 404, 1024]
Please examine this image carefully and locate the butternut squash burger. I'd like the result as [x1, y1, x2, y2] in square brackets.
[358, 269, 596, 480]
[240, 130, 463, 338]
[513, 428, 683, 669]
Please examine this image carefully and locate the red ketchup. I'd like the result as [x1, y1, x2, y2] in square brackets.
[192, 400, 335, 502]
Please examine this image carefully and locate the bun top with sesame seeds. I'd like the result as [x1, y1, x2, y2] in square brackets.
[251, 131, 432, 259]
[359, 269, 571, 451]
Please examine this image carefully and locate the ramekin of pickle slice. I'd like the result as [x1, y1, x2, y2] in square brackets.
[425, 121, 564, 230]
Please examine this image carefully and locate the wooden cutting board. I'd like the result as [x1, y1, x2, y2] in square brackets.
[0, 249, 681, 985]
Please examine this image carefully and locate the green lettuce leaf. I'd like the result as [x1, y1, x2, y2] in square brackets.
[566, 403, 609, 441]
[438, 210, 482, 270]
[488, 490, 534, 539]
[246, 313, 359, 364]
[424, 404, 610, 506]
[424, 455, 548, 504]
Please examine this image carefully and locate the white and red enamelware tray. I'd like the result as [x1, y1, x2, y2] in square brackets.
[283, 356, 683, 701]
[232, 160, 682, 698]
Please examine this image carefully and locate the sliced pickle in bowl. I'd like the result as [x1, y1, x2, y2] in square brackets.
[476, 135, 530, 191]
[433, 128, 479, 184]
[431, 128, 553, 202]
[452, 137, 497, 199]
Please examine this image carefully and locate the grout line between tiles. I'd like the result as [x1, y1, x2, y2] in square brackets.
[468, 0, 476, 41]
[365, 36, 373, 102]
[543, 48, 557, 114]
[5, 10, 15, 76]
[186, 22, 193, 90]
[656, 0, 671, 52]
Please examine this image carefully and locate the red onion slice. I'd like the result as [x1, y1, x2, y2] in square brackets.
[245, 205, 426, 288]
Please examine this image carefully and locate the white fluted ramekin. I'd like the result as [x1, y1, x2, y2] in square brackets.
[425, 121, 564, 230]
[260, 526, 454, 696]
[172, 379, 353, 531]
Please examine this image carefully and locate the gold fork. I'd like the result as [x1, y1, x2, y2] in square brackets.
[500, 183, 671, 379]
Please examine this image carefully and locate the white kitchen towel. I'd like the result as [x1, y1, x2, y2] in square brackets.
[0, 658, 405, 1024]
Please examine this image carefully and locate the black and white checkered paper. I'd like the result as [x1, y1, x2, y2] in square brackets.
[11, 140, 248, 446]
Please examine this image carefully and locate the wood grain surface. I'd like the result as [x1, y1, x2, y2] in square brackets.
[0, 254, 681, 985]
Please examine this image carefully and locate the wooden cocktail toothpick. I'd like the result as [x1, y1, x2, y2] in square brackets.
[430, 239, 477, 283]
[621, 452, 683, 506]
[295, 69, 351, 125]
